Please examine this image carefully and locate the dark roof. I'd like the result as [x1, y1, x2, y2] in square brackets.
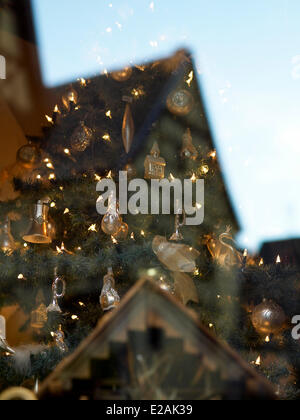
[260, 238, 300, 266]
[48, 50, 240, 232]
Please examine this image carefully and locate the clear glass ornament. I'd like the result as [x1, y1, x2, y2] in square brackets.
[47, 269, 66, 313]
[144, 142, 166, 180]
[100, 268, 120, 311]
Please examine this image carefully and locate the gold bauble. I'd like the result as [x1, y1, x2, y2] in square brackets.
[111, 67, 133, 82]
[166, 89, 194, 116]
[251, 301, 286, 336]
[16, 144, 41, 169]
[101, 212, 122, 236]
[71, 122, 93, 153]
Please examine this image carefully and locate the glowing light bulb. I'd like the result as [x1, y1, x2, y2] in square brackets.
[102, 134, 111, 142]
[190, 173, 197, 182]
[186, 71, 194, 87]
[201, 165, 209, 175]
[106, 110, 112, 119]
[45, 115, 53, 124]
[88, 224, 97, 232]
[79, 78, 86, 86]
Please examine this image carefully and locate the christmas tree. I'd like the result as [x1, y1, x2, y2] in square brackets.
[0, 49, 299, 401]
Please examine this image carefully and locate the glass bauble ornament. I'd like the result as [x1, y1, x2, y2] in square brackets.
[114, 222, 129, 241]
[71, 121, 93, 153]
[16, 143, 41, 169]
[111, 67, 133, 82]
[167, 89, 194, 116]
[251, 300, 287, 336]
[101, 199, 123, 236]
[100, 268, 120, 311]
[0, 219, 16, 254]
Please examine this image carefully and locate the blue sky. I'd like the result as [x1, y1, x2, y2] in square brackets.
[32, 0, 300, 252]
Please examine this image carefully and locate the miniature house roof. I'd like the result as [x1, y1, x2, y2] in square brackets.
[39, 278, 275, 400]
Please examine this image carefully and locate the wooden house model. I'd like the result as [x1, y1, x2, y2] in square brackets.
[39, 278, 275, 400]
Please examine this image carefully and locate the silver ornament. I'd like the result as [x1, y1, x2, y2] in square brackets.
[52, 325, 68, 353]
[0, 315, 15, 355]
[47, 269, 66, 313]
[166, 89, 194, 116]
[100, 268, 120, 311]
[170, 211, 186, 242]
